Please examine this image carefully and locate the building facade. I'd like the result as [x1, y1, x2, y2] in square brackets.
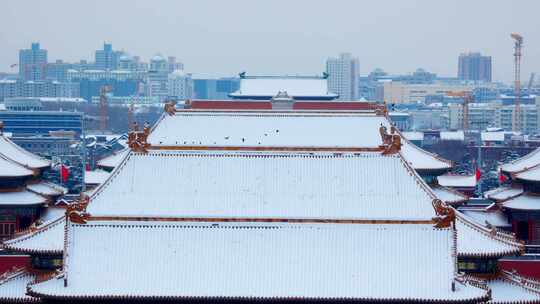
[326, 53, 359, 100]
[458, 52, 492, 83]
[168, 70, 193, 100]
[94, 43, 123, 70]
[18, 43, 48, 81]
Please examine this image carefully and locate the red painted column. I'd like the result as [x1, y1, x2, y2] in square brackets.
[512, 219, 517, 235]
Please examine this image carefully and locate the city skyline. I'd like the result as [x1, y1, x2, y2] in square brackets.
[1, 0, 539, 83]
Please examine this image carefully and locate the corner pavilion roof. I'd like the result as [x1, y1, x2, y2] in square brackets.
[28, 219, 488, 302]
[500, 148, 540, 175]
[0, 135, 50, 170]
[455, 212, 523, 258]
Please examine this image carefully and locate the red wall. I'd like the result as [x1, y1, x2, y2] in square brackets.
[0, 255, 31, 274]
[189, 100, 272, 110]
[293, 102, 380, 110]
[499, 259, 540, 280]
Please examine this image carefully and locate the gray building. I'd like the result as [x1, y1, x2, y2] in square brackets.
[19, 43, 48, 81]
[458, 52, 492, 82]
[326, 53, 359, 100]
[95, 43, 123, 70]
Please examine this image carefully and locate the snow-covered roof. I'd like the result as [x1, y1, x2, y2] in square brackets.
[149, 110, 453, 171]
[455, 212, 522, 257]
[84, 170, 110, 185]
[485, 186, 524, 203]
[488, 271, 540, 304]
[481, 131, 505, 142]
[400, 137, 453, 171]
[500, 148, 540, 174]
[0, 135, 50, 169]
[515, 164, 540, 182]
[230, 77, 338, 98]
[96, 149, 129, 169]
[0, 154, 34, 177]
[432, 186, 468, 204]
[503, 194, 540, 211]
[460, 210, 511, 228]
[440, 131, 465, 141]
[29, 220, 487, 302]
[27, 181, 67, 198]
[3, 215, 64, 255]
[88, 151, 437, 220]
[402, 131, 424, 141]
[437, 174, 477, 188]
[0, 190, 47, 206]
[148, 111, 389, 148]
[0, 269, 37, 303]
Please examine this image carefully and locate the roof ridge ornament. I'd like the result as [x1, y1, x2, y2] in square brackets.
[128, 121, 151, 153]
[380, 124, 401, 155]
[432, 199, 456, 228]
[164, 100, 177, 116]
[68, 211, 90, 225]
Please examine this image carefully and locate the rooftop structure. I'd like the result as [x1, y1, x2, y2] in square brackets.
[28, 219, 487, 302]
[1, 100, 533, 303]
[229, 74, 338, 100]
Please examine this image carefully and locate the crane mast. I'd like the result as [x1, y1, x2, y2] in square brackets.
[511, 33, 523, 132]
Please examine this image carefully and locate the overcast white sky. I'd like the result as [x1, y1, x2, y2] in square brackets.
[1, 0, 538, 83]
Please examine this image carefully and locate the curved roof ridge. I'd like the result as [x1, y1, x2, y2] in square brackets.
[513, 162, 540, 182]
[88, 150, 133, 202]
[397, 150, 437, 202]
[455, 210, 523, 251]
[0, 135, 50, 169]
[393, 127, 453, 171]
[498, 270, 540, 297]
[0, 153, 34, 177]
[3, 214, 65, 254]
[500, 148, 540, 174]
[432, 185, 469, 203]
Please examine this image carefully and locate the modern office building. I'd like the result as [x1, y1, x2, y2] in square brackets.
[45, 60, 74, 82]
[458, 52, 492, 83]
[326, 53, 359, 100]
[382, 81, 474, 104]
[147, 55, 169, 101]
[18, 43, 48, 81]
[0, 110, 83, 136]
[95, 43, 123, 70]
[193, 77, 240, 100]
[167, 56, 184, 73]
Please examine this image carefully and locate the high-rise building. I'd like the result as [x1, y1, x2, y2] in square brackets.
[167, 56, 184, 73]
[147, 55, 169, 100]
[168, 70, 193, 100]
[95, 43, 123, 70]
[19, 43, 48, 81]
[458, 52, 492, 82]
[326, 53, 359, 100]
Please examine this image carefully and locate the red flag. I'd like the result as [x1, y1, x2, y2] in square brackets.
[61, 165, 69, 183]
[475, 168, 481, 181]
[86, 163, 91, 171]
[499, 173, 508, 183]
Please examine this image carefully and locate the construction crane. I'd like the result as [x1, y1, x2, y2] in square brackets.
[511, 33, 523, 132]
[99, 85, 113, 132]
[447, 91, 473, 131]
